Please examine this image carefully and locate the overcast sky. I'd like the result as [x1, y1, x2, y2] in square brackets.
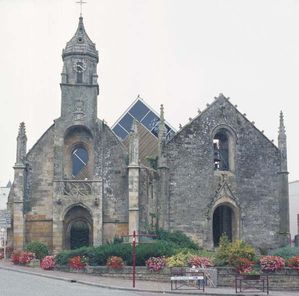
[1, 0, 299, 185]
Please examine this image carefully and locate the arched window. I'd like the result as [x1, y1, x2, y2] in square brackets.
[213, 127, 236, 172]
[72, 147, 88, 178]
[213, 131, 229, 170]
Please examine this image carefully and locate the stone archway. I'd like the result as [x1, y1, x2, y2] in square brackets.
[64, 205, 93, 249]
[212, 203, 239, 247]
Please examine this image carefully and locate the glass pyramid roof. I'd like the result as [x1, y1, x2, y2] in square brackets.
[112, 96, 176, 141]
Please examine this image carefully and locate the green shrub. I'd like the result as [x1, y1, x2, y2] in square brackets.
[25, 241, 49, 260]
[55, 246, 96, 265]
[215, 234, 255, 267]
[135, 240, 177, 265]
[94, 243, 132, 265]
[155, 229, 199, 250]
[55, 240, 178, 267]
[270, 246, 299, 259]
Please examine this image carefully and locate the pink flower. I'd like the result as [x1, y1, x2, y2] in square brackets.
[260, 256, 285, 272]
[145, 256, 166, 272]
[41, 256, 55, 270]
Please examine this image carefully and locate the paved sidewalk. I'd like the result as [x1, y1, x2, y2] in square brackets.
[0, 260, 297, 296]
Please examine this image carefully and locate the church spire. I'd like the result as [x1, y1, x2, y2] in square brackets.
[158, 104, 167, 168]
[278, 111, 287, 172]
[279, 111, 286, 138]
[15, 122, 27, 165]
[62, 16, 98, 61]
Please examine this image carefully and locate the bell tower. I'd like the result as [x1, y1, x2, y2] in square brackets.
[52, 16, 102, 253]
[60, 16, 99, 127]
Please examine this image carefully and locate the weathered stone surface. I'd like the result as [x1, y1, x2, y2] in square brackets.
[165, 95, 287, 249]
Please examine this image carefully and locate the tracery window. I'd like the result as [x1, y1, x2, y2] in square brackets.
[72, 147, 88, 178]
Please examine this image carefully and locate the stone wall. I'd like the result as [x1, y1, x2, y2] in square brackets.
[55, 265, 299, 290]
[97, 122, 129, 242]
[165, 95, 282, 249]
[217, 267, 299, 291]
[23, 126, 55, 249]
[25, 215, 53, 249]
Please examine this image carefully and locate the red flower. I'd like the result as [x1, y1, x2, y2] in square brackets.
[68, 256, 87, 270]
[40, 256, 55, 270]
[106, 256, 124, 269]
[11, 250, 35, 265]
[288, 256, 299, 271]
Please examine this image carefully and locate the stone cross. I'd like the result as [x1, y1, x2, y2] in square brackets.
[76, 0, 87, 17]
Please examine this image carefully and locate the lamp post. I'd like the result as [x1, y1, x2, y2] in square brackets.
[0, 227, 6, 259]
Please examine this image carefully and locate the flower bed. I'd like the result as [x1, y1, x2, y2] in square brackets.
[40, 256, 55, 270]
[11, 250, 35, 265]
[106, 256, 124, 269]
[145, 256, 166, 272]
[68, 256, 88, 270]
[260, 256, 285, 272]
[288, 256, 299, 271]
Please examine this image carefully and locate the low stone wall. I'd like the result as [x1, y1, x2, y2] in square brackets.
[57, 265, 170, 281]
[217, 267, 299, 291]
[55, 266, 299, 290]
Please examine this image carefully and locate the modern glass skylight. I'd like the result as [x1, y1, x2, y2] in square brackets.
[112, 97, 176, 141]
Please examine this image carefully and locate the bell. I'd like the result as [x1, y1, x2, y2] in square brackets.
[213, 143, 221, 162]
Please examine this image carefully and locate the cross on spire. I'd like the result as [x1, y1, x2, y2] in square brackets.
[76, 0, 87, 17]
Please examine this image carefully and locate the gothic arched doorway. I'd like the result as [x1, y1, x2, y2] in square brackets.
[213, 204, 235, 247]
[64, 205, 93, 249]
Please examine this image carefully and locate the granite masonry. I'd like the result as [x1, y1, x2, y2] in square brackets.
[7, 17, 289, 253]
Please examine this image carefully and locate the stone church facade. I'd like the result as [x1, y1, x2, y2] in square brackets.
[7, 17, 289, 253]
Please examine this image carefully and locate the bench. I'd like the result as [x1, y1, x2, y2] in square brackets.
[170, 267, 205, 291]
[235, 274, 269, 294]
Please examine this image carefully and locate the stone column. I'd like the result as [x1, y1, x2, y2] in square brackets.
[157, 105, 169, 230]
[92, 180, 103, 246]
[12, 122, 27, 250]
[128, 120, 140, 240]
[52, 220, 63, 254]
[278, 111, 290, 246]
[12, 165, 26, 250]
